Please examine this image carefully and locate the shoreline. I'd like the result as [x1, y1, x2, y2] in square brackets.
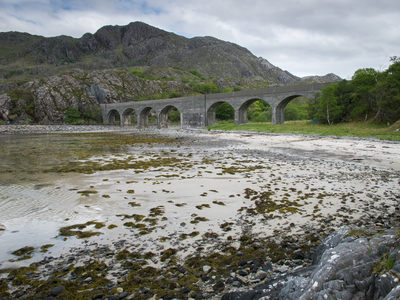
[1, 124, 400, 143]
[0, 125, 399, 299]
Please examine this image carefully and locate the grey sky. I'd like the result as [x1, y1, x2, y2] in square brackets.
[0, 0, 399, 78]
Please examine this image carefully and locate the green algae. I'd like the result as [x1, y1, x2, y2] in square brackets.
[128, 201, 141, 207]
[0, 133, 181, 184]
[116, 249, 143, 261]
[195, 204, 211, 210]
[190, 216, 209, 224]
[143, 217, 158, 226]
[49, 156, 185, 174]
[77, 190, 98, 196]
[241, 188, 304, 215]
[107, 224, 118, 229]
[179, 231, 200, 239]
[0, 279, 9, 297]
[220, 222, 234, 232]
[10, 246, 35, 261]
[123, 222, 146, 229]
[40, 244, 54, 253]
[59, 221, 105, 239]
[117, 213, 145, 222]
[219, 164, 264, 175]
[149, 206, 165, 217]
[30, 261, 111, 299]
[161, 248, 177, 262]
[0, 229, 328, 299]
[213, 200, 226, 206]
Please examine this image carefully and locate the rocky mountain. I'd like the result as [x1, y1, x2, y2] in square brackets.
[0, 21, 340, 124]
[301, 73, 342, 83]
[0, 22, 304, 85]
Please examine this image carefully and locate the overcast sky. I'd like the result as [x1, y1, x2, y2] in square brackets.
[0, 0, 399, 79]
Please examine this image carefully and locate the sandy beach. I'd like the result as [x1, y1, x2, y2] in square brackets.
[0, 125, 399, 299]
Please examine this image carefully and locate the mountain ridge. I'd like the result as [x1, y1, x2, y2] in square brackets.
[0, 21, 339, 84]
[0, 21, 340, 124]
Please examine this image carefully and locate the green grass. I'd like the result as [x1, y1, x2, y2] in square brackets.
[207, 120, 400, 141]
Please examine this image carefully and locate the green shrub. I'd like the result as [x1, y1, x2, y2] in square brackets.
[7, 89, 36, 120]
[189, 70, 205, 80]
[64, 107, 85, 124]
[168, 109, 180, 123]
[168, 91, 182, 98]
[193, 83, 221, 94]
[216, 103, 234, 120]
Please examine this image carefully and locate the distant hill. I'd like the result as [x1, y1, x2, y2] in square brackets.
[0, 21, 340, 124]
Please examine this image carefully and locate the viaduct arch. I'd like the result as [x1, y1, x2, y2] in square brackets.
[101, 82, 331, 128]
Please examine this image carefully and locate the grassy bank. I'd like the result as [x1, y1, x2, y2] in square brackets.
[207, 120, 400, 141]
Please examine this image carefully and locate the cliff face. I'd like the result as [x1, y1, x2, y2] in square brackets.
[0, 21, 339, 124]
[0, 68, 197, 123]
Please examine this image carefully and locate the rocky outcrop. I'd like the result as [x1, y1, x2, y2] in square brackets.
[0, 93, 10, 122]
[0, 68, 191, 123]
[223, 226, 400, 300]
[302, 73, 342, 83]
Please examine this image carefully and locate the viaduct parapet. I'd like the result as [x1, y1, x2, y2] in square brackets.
[100, 82, 331, 128]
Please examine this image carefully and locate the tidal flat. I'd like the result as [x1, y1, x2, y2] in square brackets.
[0, 125, 399, 299]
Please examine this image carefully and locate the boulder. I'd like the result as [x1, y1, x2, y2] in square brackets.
[223, 227, 400, 300]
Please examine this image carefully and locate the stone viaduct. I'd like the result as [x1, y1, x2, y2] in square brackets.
[100, 82, 331, 128]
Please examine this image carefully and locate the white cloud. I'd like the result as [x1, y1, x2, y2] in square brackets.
[0, 0, 398, 78]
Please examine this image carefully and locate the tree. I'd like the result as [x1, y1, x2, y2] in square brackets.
[216, 103, 234, 120]
[349, 68, 378, 121]
[310, 84, 345, 124]
[309, 57, 400, 124]
[373, 57, 400, 123]
[247, 100, 271, 122]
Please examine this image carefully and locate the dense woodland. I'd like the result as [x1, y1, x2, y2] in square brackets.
[309, 57, 400, 125]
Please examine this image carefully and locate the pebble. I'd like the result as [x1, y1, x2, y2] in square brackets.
[203, 265, 212, 273]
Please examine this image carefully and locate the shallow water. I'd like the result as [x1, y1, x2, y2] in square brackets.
[0, 131, 399, 270]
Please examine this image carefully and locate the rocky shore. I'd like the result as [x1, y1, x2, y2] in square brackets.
[222, 226, 400, 300]
[0, 124, 138, 135]
[1, 223, 399, 299]
[0, 125, 399, 299]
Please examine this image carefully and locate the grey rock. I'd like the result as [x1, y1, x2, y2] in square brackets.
[322, 279, 346, 290]
[0, 93, 10, 122]
[223, 227, 400, 300]
[384, 285, 400, 300]
[311, 226, 350, 264]
[89, 84, 110, 104]
[374, 274, 399, 299]
[50, 286, 64, 296]
[279, 276, 309, 300]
